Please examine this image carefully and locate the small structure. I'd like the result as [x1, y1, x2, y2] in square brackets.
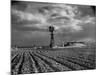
[64, 41, 86, 48]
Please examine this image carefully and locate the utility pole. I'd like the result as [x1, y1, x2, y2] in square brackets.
[49, 26, 55, 48]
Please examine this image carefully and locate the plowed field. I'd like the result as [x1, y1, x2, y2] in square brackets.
[11, 47, 96, 75]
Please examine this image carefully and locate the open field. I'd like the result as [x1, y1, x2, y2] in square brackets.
[11, 47, 96, 75]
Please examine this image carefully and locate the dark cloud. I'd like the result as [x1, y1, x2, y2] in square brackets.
[77, 5, 96, 17]
[11, 0, 28, 11]
[90, 6, 96, 15]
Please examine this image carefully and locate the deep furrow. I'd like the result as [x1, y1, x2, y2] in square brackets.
[33, 51, 72, 71]
[36, 51, 87, 70]
[62, 57, 96, 69]
[11, 54, 19, 64]
[31, 52, 61, 72]
[59, 55, 95, 65]
[78, 56, 95, 62]
[20, 52, 32, 74]
[86, 55, 96, 62]
[29, 52, 55, 73]
[11, 54, 21, 70]
[29, 52, 45, 73]
[69, 49, 96, 62]
[72, 56, 95, 64]
[17, 52, 25, 74]
[11, 51, 23, 63]
[11, 52, 24, 75]
[28, 52, 39, 73]
[11, 52, 19, 60]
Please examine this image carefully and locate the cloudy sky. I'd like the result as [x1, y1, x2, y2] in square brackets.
[11, 1, 96, 46]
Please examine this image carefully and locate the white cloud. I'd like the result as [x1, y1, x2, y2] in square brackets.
[51, 4, 78, 18]
[81, 16, 95, 24]
[12, 9, 47, 24]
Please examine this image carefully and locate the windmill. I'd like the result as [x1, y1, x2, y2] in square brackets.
[49, 25, 55, 48]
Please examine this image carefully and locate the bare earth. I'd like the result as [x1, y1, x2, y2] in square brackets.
[11, 47, 96, 75]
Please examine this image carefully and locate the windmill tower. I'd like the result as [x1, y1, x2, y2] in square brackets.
[49, 26, 55, 48]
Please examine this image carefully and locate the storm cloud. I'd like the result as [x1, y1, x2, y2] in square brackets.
[11, 1, 96, 46]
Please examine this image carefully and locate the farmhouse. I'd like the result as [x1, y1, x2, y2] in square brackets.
[63, 41, 86, 48]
